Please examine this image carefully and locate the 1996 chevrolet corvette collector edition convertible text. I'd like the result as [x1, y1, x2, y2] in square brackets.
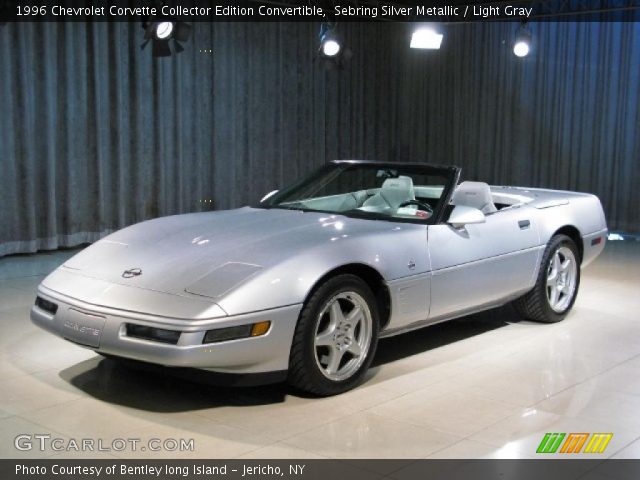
[31, 161, 607, 395]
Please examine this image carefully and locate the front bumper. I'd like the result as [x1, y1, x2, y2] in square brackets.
[31, 285, 302, 374]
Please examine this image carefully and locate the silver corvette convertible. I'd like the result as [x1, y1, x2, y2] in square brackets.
[32, 161, 607, 395]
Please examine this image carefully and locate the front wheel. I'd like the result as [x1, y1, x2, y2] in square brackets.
[513, 234, 581, 323]
[288, 274, 379, 396]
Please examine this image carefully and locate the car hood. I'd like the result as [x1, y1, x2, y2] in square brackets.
[58, 207, 388, 299]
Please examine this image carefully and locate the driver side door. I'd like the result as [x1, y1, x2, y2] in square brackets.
[427, 206, 541, 320]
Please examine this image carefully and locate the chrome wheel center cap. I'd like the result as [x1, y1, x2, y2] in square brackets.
[559, 272, 567, 286]
[334, 335, 352, 350]
[333, 323, 352, 349]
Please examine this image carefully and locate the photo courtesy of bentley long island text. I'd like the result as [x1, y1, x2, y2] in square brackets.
[1, 0, 640, 476]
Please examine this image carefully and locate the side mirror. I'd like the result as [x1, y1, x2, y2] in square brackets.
[447, 205, 486, 228]
[260, 190, 279, 203]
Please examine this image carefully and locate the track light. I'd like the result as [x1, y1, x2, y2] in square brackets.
[141, 20, 192, 57]
[513, 25, 532, 57]
[155, 21, 174, 40]
[316, 22, 352, 70]
[319, 23, 341, 58]
[410, 26, 443, 49]
[322, 38, 341, 57]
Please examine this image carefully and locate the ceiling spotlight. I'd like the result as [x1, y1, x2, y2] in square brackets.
[322, 39, 341, 57]
[513, 41, 529, 57]
[319, 23, 342, 58]
[410, 27, 443, 49]
[316, 22, 352, 70]
[513, 26, 532, 57]
[155, 21, 174, 40]
[141, 20, 192, 58]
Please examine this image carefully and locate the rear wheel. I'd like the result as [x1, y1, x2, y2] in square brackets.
[513, 234, 581, 323]
[288, 274, 379, 396]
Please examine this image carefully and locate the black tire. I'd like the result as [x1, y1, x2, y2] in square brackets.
[513, 234, 581, 323]
[288, 274, 380, 396]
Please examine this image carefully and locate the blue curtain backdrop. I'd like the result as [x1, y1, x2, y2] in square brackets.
[0, 21, 639, 257]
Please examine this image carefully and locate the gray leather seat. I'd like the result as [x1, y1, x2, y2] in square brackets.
[362, 176, 415, 211]
[451, 181, 497, 214]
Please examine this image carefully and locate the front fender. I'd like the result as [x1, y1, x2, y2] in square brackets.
[216, 223, 429, 316]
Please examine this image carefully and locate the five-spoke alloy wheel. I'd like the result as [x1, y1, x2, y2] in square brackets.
[314, 291, 373, 382]
[513, 234, 581, 323]
[546, 246, 578, 313]
[288, 274, 379, 396]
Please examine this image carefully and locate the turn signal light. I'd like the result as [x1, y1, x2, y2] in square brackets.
[251, 321, 271, 337]
[203, 321, 271, 344]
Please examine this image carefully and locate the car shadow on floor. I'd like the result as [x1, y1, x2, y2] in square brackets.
[371, 304, 521, 367]
[59, 357, 290, 412]
[58, 304, 523, 412]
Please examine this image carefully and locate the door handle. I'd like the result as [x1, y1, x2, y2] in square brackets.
[518, 220, 531, 230]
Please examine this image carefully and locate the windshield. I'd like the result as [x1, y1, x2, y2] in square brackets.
[259, 162, 456, 223]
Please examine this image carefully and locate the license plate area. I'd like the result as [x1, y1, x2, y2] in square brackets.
[62, 308, 106, 348]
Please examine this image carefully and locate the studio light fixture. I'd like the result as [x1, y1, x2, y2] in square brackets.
[513, 25, 532, 57]
[322, 37, 341, 57]
[316, 22, 352, 70]
[410, 26, 443, 50]
[154, 21, 174, 40]
[141, 20, 192, 57]
[319, 23, 342, 58]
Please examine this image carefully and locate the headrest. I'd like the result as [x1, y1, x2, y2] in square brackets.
[381, 176, 415, 196]
[451, 181, 497, 214]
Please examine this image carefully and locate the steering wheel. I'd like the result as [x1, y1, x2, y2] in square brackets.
[398, 199, 434, 214]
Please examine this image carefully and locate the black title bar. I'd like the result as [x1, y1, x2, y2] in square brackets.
[2, 460, 640, 480]
[1, 0, 640, 23]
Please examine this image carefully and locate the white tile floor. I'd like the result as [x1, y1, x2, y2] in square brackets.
[0, 242, 639, 460]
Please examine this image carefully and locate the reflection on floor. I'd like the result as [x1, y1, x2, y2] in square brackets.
[0, 241, 639, 463]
